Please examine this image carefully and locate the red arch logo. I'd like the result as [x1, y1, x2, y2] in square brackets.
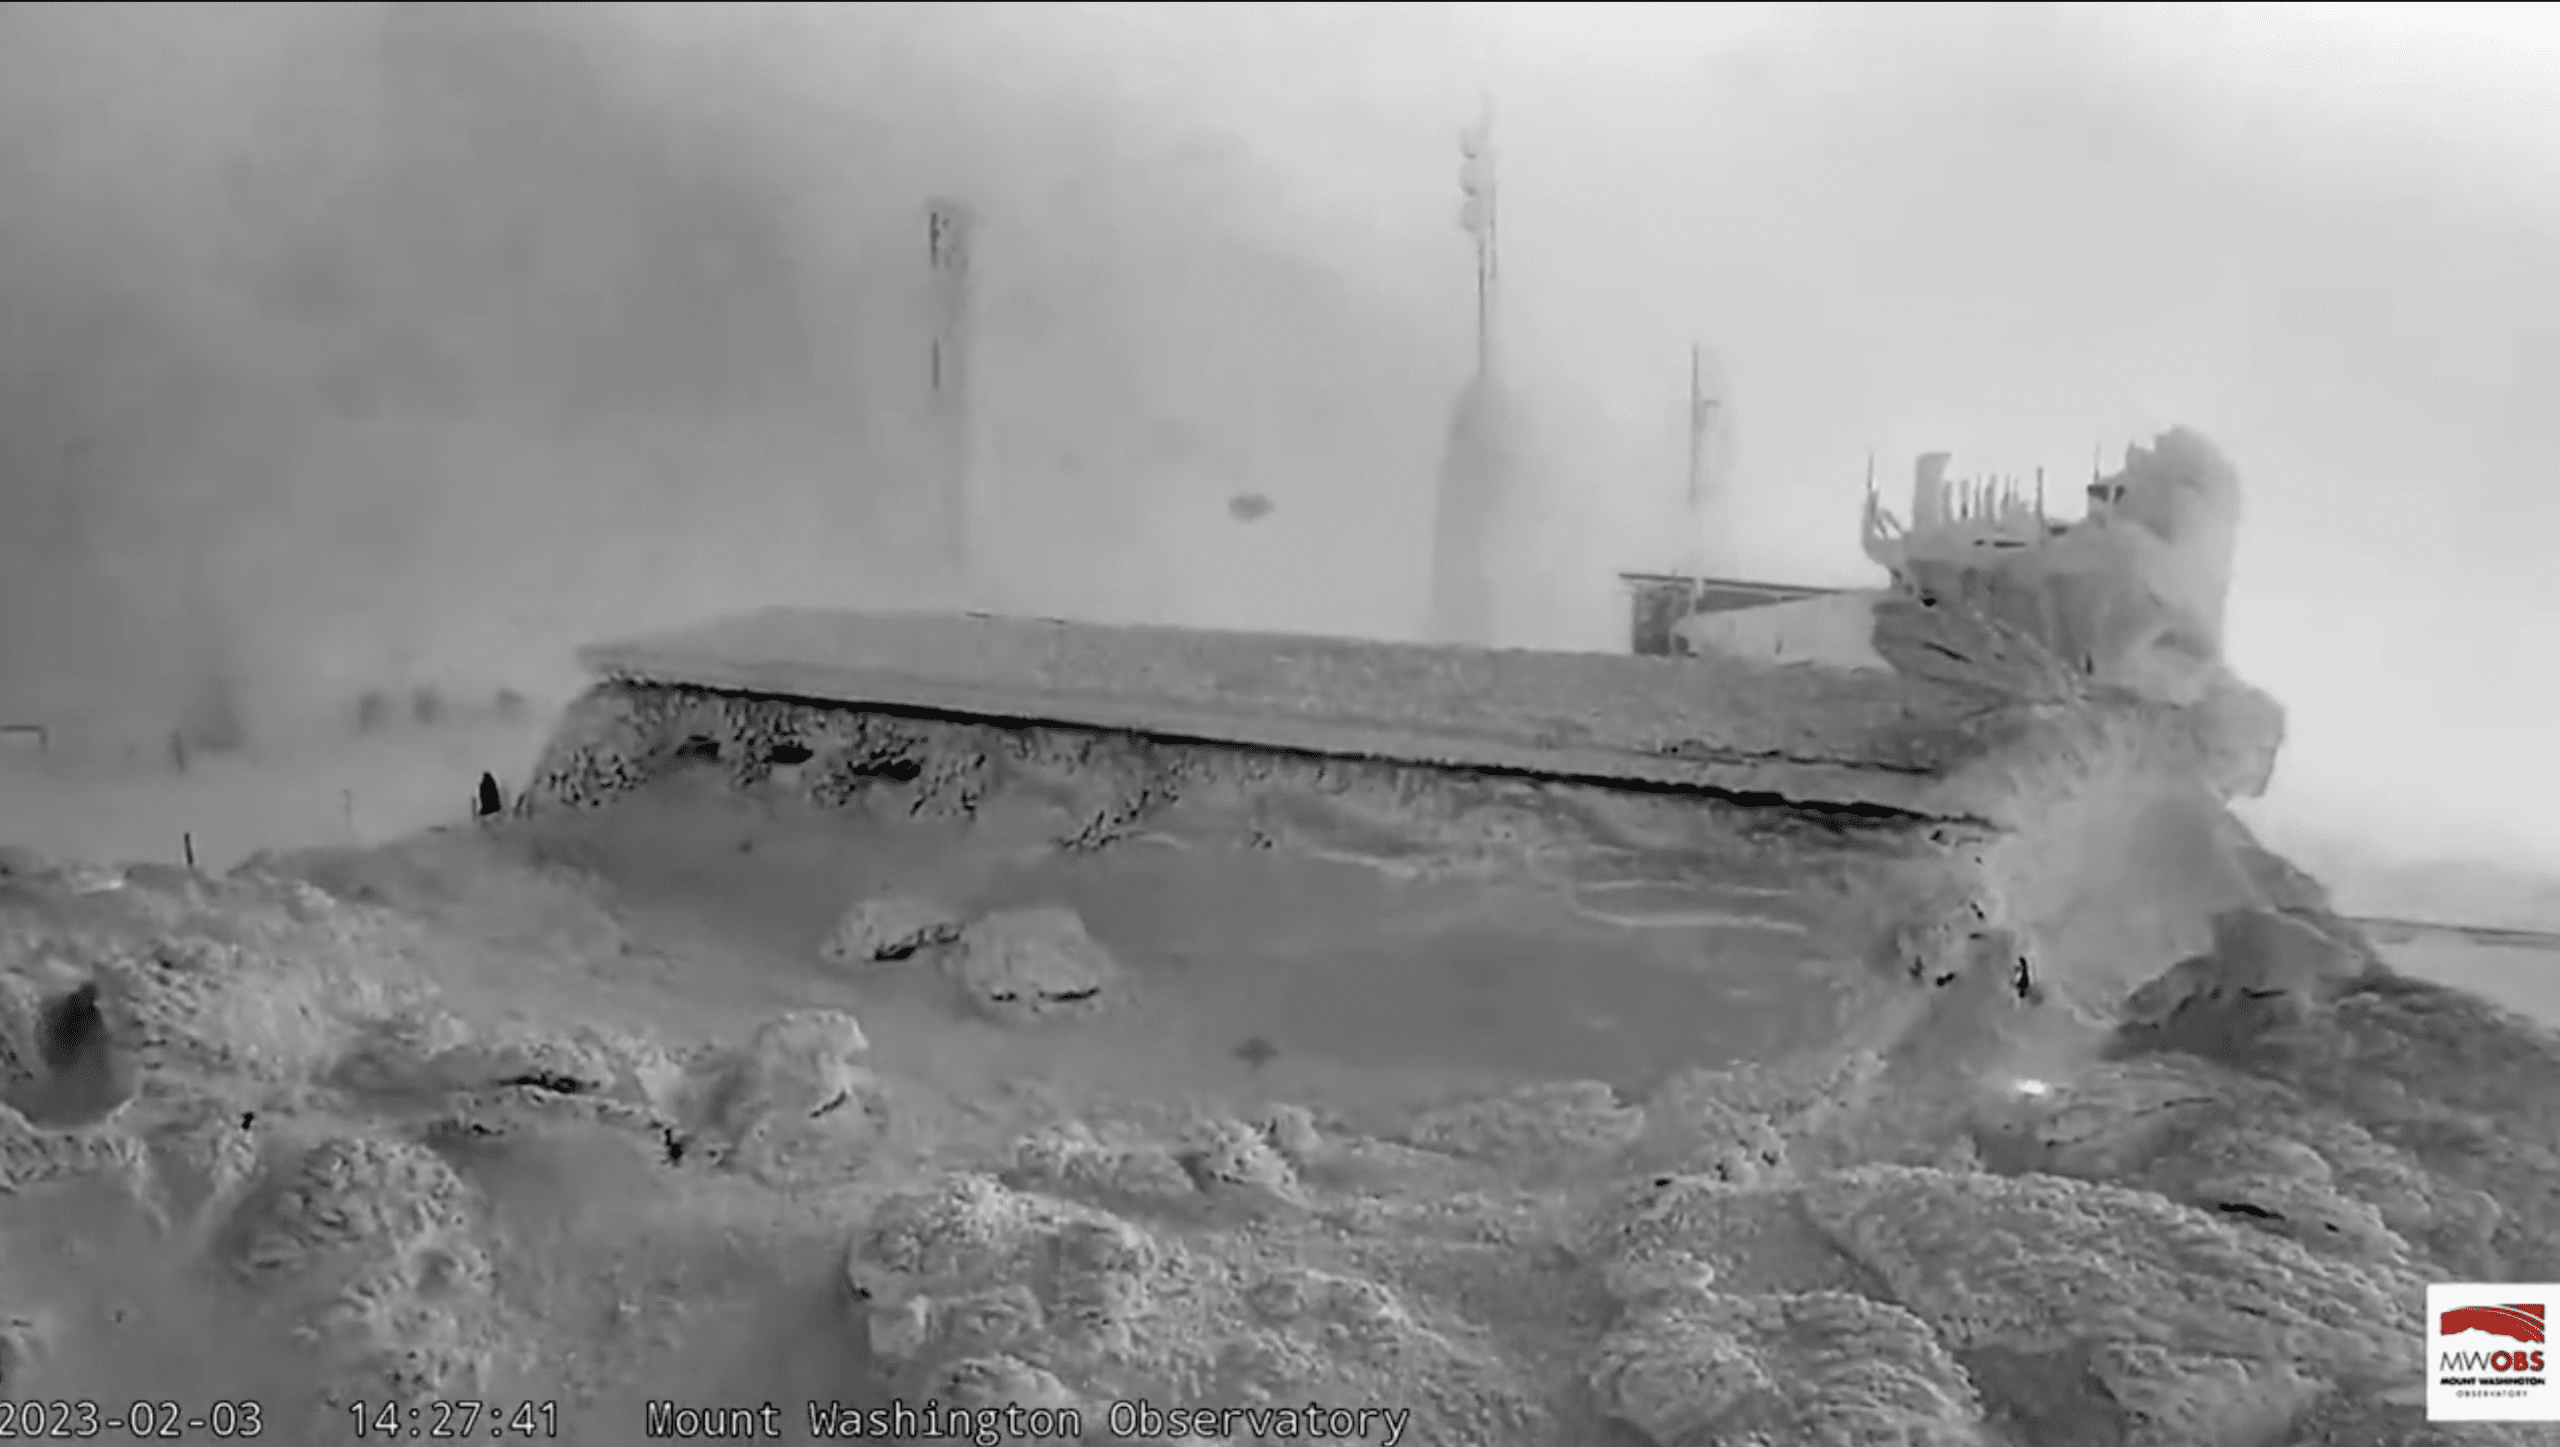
[2442, 1304, 2547, 1344]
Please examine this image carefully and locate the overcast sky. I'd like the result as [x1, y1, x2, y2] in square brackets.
[0, 1, 2551, 869]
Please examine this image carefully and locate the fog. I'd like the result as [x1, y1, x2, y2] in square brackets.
[1, 2, 2554, 875]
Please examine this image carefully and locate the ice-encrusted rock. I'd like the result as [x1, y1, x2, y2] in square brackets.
[2181, 1168, 2409, 1262]
[2160, 964, 2560, 1274]
[684, 1009, 881, 1184]
[1642, 1096, 1791, 1186]
[1007, 1115, 1307, 1220]
[1247, 1102, 1483, 1195]
[0, 886, 382, 1215]
[2182, 669, 2286, 801]
[1257, 1103, 1324, 1164]
[844, 1172, 1171, 1385]
[0, 869, 437, 1124]
[328, 1007, 690, 1161]
[1583, 1172, 1873, 1302]
[2121, 906, 2372, 1047]
[1633, 1056, 1892, 1184]
[2088, 1343, 2328, 1447]
[1243, 1263, 1435, 1355]
[235, 1134, 502, 1410]
[237, 1134, 478, 1276]
[851, 1145, 1534, 1437]
[1771, 1150, 2438, 1442]
[1589, 1283, 1989, 1447]
[943, 907, 1125, 1022]
[144, 1094, 266, 1227]
[0, 1305, 58, 1392]
[1007, 1119, 1202, 1209]
[1405, 1080, 1646, 1172]
[1801, 1163, 2422, 1440]
[1971, 1055, 2497, 1273]
[0, 971, 49, 1094]
[918, 1355, 1085, 1409]
[0, 1100, 151, 1197]
[818, 894, 964, 966]
[336, 1008, 677, 1100]
[2279, 1389, 2559, 1446]
[2103, 954, 2560, 1275]
[1638, 1050, 1904, 1183]
[1172, 1116, 1309, 1216]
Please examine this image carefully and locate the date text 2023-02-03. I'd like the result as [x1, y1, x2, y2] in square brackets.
[0, 1400, 265, 1438]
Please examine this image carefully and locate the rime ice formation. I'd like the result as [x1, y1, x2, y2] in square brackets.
[1692, 428, 2269, 781]
[1861, 427, 2247, 704]
[691, 1009, 883, 1185]
[1430, 372, 1539, 647]
[3, 808, 2558, 1443]
[0, 518, 2549, 1445]
[817, 894, 964, 966]
[1404, 1078, 1648, 1171]
[943, 907, 1125, 1022]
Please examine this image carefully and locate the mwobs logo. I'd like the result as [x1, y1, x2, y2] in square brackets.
[2443, 1304, 2546, 1344]
[2430, 1285, 2560, 1422]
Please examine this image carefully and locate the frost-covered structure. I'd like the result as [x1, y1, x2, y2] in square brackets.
[6, 433, 2550, 1446]
[1861, 428, 2245, 701]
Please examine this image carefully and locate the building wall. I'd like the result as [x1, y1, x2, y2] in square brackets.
[1674, 591, 1893, 672]
[1619, 575, 1842, 656]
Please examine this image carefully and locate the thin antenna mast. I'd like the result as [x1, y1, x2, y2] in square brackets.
[1683, 344, 1722, 581]
[1686, 345, 1705, 513]
[1458, 98, 1499, 378]
[925, 197, 975, 574]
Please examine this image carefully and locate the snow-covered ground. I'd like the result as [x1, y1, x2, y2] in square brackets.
[5, 700, 2559, 1444]
[0, 710, 559, 875]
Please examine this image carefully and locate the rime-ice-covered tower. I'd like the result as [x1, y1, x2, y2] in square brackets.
[1680, 345, 1735, 577]
[924, 197, 975, 575]
[1861, 429, 2246, 700]
[1429, 102, 1512, 646]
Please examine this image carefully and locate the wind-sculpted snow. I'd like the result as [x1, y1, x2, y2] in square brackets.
[846, 1138, 1547, 1442]
[2, 592, 2550, 1444]
[1588, 1284, 1990, 1446]
[236, 1133, 506, 1425]
[2112, 938, 2560, 1281]
[2, 827, 2553, 1444]
[1803, 1166, 2417, 1381]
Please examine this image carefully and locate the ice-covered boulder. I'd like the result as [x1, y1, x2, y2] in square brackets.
[687, 1009, 881, 1185]
[817, 894, 964, 967]
[943, 908, 1125, 1022]
[234, 1133, 504, 1414]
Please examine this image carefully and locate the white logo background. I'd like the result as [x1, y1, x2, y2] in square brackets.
[2428, 1283, 2560, 1422]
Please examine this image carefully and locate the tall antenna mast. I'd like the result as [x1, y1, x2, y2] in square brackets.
[1686, 345, 1706, 514]
[1684, 344, 1721, 579]
[1457, 97, 1499, 378]
[925, 197, 975, 574]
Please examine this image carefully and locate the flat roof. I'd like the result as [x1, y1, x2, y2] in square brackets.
[574, 607, 2050, 821]
[1616, 573, 1842, 595]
